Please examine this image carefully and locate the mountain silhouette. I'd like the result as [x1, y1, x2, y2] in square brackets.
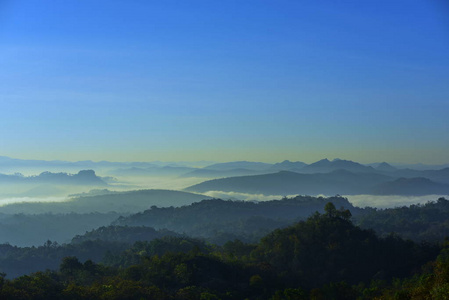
[375, 162, 397, 172]
[203, 161, 273, 171]
[370, 177, 449, 196]
[179, 168, 263, 178]
[269, 160, 307, 171]
[185, 170, 392, 195]
[300, 158, 374, 173]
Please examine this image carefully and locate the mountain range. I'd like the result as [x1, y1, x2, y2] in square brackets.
[185, 162, 449, 196]
[1, 156, 449, 197]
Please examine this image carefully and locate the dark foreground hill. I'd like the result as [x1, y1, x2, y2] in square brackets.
[0, 205, 441, 299]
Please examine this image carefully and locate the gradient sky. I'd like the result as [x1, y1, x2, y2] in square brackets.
[0, 0, 448, 164]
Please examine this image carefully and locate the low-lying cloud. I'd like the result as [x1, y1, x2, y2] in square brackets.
[203, 191, 298, 201]
[0, 196, 68, 206]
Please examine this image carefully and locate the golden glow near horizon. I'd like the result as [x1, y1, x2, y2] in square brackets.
[1, 1, 448, 165]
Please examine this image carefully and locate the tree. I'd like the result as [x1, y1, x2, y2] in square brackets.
[60, 257, 83, 277]
[324, 202, 337, 217]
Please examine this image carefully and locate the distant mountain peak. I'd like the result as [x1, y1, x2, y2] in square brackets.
[376, 162, 397, 172]
[300, 158, 373, 174]
[269, 160, 307, 171]
[311, 158, 330, 166]
[76, 169, 97, 177]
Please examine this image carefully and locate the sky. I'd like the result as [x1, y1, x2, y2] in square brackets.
[0, 0, 448, 164]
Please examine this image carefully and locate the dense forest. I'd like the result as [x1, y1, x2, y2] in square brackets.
[0, 196, 449, 298]
[0, 204, 447, 299]
[355, 197, 449, 243]
[113, 195, 357, 244]
[3, 195, 449, 247]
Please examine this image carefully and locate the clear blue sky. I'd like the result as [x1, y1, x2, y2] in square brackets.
[1, 0, 448, 164]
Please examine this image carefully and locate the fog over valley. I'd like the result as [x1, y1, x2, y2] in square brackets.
[1, 156, 448, 211]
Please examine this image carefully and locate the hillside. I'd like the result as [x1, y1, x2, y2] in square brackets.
[185, 170, 392, 195]
[371, 177, 449, 195]
[390, 167, 449, 184]
[0, 206, 441, 299]
[71, 226, 180, 244]
[113, 195, 359, 244]
[356, 197, 449, 242]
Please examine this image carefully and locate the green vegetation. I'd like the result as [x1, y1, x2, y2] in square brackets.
[71, 226, 180, 244]
[114, 196, 357, 244]
[1, 196, 449, 298]
[356, 197, 449, 242]
[0, 204, 444, 299]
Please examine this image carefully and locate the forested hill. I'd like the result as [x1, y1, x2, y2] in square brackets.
[356, 197, 449, 242]
[113, 196, 359, 244]
[2, 194, 449, 249]
[0, 205, 443, 299]
[250, 203, 438, 288]
[113, 195, 449, 245]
